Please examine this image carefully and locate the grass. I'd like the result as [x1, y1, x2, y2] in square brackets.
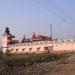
[0, 51, 72, 75]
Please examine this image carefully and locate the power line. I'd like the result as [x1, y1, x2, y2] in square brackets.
[32, 0, 75, 23]
[45, 0, 74, 22]
[32, 0, 65, 21]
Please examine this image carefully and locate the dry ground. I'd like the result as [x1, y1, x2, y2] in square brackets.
[4, 52, 75, 75]
[12, 55, 75, 75]
[12, 61, 75, 75]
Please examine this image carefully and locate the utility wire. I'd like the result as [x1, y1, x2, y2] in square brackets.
[45, 0, 74, 22]
[32, 0, 75, 23]
[32, 0, 65, 21]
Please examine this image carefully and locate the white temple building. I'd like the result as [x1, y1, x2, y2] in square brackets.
[2, 27, 75, 54]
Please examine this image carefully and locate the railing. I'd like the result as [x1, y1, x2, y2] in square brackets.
[8, 40, 75, 47]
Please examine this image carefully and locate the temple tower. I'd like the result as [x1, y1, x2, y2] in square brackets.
[2, 27, 10, 53]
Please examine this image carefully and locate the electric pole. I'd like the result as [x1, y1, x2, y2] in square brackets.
[50, 24, 52, 40]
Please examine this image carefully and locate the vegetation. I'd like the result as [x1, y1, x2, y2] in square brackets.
[0, 51, 72, 75]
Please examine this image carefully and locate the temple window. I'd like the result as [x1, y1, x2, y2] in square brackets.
[44, 46, 53, 51]
[22, 48, 25, 51]
[29, 48, 32, 51]
[37, 47, 41, 51]
[44, 47, 48, 50]
[16, 48, 18, 51]
[11, 48, 13, 51]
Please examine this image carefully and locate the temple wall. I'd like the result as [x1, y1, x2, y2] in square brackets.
[53, 42, 75, 52]
[8, 40, 75, 54]
[8, 41, 52, 54]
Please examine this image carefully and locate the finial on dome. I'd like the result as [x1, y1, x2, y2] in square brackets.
[5, 27, 10, 35]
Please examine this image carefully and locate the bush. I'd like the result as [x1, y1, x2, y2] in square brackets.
[0, 52, 70, 75]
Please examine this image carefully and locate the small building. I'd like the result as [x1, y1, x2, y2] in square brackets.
[32, 33, 52, 41]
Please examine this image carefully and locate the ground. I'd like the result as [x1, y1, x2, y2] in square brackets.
[11, 61, 75, 75]
[8, 52, 75, 75]
[1, 52, 75, 75]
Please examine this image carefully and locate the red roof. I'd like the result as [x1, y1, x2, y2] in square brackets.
[32, 33, 52, 41]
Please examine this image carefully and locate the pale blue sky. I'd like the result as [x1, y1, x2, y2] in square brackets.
[0, 0, 75, 44]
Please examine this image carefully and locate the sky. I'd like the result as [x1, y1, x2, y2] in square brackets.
[0, 0, 75, 44]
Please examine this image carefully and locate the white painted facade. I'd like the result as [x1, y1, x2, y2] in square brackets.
[8, 40, 75, 54]
[2, 28, 75, 54]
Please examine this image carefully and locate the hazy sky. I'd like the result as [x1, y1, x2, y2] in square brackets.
[0, 0, 75, 44]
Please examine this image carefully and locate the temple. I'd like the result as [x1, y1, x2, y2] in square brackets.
[2, 27, 75, 54]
